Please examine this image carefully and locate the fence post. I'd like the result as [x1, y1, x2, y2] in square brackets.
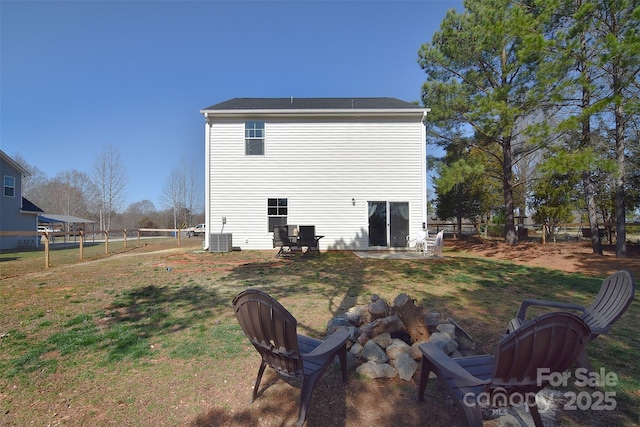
[123, 229, 127, 249]
[177, 228, 181, 246]
[79, 231, 84, 259]
[105, 230, 109, 254]
[44, 233, 50, 268]
[137, 229, 140, 246]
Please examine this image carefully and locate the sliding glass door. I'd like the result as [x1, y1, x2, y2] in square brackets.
[368, 201, 409, 248]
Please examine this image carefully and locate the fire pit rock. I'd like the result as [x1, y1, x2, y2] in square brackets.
[326, 293, 476, 381]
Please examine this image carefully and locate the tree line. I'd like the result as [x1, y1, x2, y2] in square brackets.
[12, 145, 203, 233]
[420, 0, 639, 257]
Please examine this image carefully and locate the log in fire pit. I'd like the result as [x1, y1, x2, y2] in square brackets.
[326, 293, 476, 381]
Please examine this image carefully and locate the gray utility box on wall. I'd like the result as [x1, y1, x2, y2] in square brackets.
[209, 233, 232, 252]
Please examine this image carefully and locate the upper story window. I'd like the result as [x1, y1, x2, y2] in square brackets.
[267, 198, 287, 231]
[4, 175, 16, 197]
[245, 121, 265, 155]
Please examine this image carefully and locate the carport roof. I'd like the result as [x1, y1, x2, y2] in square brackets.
[39, 214, 95, 224]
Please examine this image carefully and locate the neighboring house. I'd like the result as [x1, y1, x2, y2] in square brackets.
[0, 150, 43, 250]
[200, 98, 430, 251]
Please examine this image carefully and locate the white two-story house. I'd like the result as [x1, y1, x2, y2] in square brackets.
[200, 98, 429, 251]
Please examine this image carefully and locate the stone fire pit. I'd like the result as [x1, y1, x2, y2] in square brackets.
[326, 293, 476, 381]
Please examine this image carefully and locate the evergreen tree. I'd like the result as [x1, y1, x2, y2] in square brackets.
[419, 0, 546, 244]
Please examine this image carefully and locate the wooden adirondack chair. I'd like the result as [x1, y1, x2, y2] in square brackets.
[508, 270, 635, 370]
[232, 289, 349, 427]
[418, 312, 591, 427]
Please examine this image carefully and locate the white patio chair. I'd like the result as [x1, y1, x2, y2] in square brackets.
[406, 231, 428, 254]
[425, 230, 444, 257]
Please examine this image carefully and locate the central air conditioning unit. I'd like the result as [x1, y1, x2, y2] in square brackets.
[209, 233, 232, 252]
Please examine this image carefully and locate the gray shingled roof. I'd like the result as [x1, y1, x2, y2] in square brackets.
[202, 97, 421, 111]
[22, 197, 44, 213]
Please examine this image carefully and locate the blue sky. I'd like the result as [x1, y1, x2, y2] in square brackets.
[1, 0, 461, 209]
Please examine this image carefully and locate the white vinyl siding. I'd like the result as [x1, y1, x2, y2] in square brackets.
[206, 116, 425, 250]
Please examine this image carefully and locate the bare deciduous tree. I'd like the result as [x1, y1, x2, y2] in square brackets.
[160, 166, 185, 231]
[123, 199, 158, 229]
[182, 157, 202, 227]
[11, 152, 49, 208]
[160, 157, 202, 231]
[92, 144, 127, 231]
[49, 170, 97, 218]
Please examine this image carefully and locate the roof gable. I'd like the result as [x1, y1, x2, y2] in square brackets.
[0, 149, 30, 176]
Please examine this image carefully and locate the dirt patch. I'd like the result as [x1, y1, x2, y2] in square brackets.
[446, 238, 640, 278]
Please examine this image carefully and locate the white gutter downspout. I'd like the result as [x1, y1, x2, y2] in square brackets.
[421, 109, 431, 231]
[203, 117, 211, 250]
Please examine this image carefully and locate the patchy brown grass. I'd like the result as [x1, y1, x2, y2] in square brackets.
[1, 238, 638, 426]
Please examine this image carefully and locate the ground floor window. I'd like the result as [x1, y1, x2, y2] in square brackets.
[268, 198, 287, 232]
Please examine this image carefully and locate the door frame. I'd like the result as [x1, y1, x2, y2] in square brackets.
[367, 201, 410, 248]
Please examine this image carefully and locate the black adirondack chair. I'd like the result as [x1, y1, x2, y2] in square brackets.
[272, 225, 297, 257]
[298, 225, 320, 255]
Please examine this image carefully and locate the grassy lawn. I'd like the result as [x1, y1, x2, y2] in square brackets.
[0, 241, 638, 426]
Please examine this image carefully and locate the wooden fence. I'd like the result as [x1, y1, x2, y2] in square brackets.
[0, 228, 185, 269]
[430, 222, 639, 244]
